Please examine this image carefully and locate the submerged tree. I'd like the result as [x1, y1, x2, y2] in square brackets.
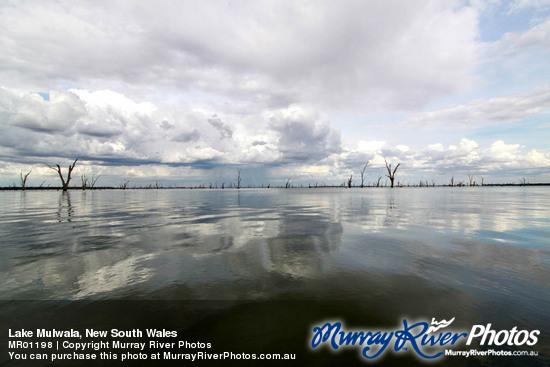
[20, 169, 32, 190]
[48, 159, 77, 191]
[81, 174, 101, 190]
[384, 158, 400, 188]
[80, 175, 87, 190]
[360, 161, 369, 188]
[88, 174, 100, 189]
[119, 180, 130, 190]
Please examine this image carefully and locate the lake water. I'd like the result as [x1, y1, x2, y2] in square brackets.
[1, 187, 549, 365]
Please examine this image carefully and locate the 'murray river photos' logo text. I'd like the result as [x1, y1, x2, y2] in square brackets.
[310, 317, 540, 361]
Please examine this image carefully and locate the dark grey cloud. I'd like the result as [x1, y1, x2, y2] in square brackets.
[207, 115, 233, 139]
[339, 151, 375, 169]
[269, 107, 341, 162]
[173, 129, 201, 143]
[75, 120, 124, 138]
[159, 120, 174, 130]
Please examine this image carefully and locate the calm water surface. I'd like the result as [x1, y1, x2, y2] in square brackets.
[1, 187, 549, 365]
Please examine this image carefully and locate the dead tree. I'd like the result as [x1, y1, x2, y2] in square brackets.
[384, 158, 400, 188]
[237, 169, 241, 189]
[89, 174, 100, 188]
[347, 174, 353, 188]
[81, 174, 100, 190]
[20, 169, 32, 190]
[80, 175, 88, 190]
[376, 175, 382, 187]
[360, 161, 369, 188]
[119, 180, 130, 190]
[285, 178, 291, 189]
[48, 159, 77, 191]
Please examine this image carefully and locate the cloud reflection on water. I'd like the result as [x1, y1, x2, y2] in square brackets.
[0, 188, 548, 304]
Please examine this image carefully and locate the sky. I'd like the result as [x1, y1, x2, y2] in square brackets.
[0, 0, 549, 188]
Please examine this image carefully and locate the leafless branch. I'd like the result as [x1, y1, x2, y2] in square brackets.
[20, 169, 32, 190]
[360, 161, 369, 188]
[384, 158, 400, 188]
[48, 159, 78, 191]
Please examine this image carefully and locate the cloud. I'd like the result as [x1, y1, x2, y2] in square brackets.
[10, 90, 86, 133]
[405, 86, 550, 127]
[0, 1, 480, 111]
[421, 138, 482, 168]
[268, 105, 341, 162]
[417, 138, 550, 175]
[489, 140, 521, 161]
[173, 129, 200, 143]
[489, 18, 550, 55]
[0, 1, 549, 185]
[333, 137, 550, 182]
[207, 115, 233, 139]
[507, 0, 550, 14]
[0, 88, 177, 164]
[0, 87, 280, 169]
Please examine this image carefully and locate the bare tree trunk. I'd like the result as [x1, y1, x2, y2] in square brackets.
[48, 159, 77, 191]
[119, 180, 130, 189]
[89, 174, 100, 188]
[80, 175, 88, 190]
[20, 169, 32, 190]
[237, 169, 241, 189]
[384, 158, 400, 188]
[347, 174, 353, 188]
[360, 161, 368, 188]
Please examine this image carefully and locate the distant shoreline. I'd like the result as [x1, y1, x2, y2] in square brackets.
[2, 183, 550, 191]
